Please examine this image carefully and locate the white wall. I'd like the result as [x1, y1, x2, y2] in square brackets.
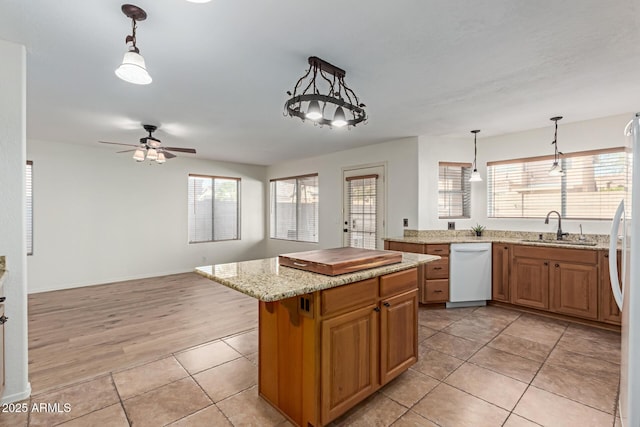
[0, 40, 30, 403]
[27, 139, 267, 293]
[265, 137, 419, 256]
[418, 113, 632, 235]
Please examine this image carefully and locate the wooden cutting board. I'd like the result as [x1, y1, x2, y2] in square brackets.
[278, 247, 403, 276]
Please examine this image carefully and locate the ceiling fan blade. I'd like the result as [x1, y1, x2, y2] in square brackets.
[98, 141, 139, 147]
[116, 149, 137, 153]
[161, 151, 177, 159]
[163, 147, 196, 154]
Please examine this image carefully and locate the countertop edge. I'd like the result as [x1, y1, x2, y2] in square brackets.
[383, 236, 611, 250]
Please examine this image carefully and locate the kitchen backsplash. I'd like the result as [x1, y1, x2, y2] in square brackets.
[403, 229, 610, 244]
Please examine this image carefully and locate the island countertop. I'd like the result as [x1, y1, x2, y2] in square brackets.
[195, 252, 438, 302]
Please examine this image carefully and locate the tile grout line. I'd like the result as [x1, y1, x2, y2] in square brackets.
[109, 373, 133, 427]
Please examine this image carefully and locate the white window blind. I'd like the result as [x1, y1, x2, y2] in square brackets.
[346, 174, 378, 250]
[270, 174, 318, 242]
[188, 175, 240, 243]
[487, 147, 631, 219]
[26, 161, 33, 255]
[438, 162, 471, 219]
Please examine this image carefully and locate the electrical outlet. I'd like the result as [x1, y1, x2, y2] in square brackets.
[448, 221, 455, 230]
[403, 218, 409, 227]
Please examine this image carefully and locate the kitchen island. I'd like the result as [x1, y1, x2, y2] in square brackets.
[195, 251, 438, 427]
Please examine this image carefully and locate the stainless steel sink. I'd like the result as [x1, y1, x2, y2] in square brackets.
[520, 239, 598, 246]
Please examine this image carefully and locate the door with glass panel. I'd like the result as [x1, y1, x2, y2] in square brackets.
[343, 166, 385, 250]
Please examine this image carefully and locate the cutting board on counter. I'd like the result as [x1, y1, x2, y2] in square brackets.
[278, 247, 403, 276]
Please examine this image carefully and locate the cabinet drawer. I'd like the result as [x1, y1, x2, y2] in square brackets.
[321, 278, 378, 316]
[425, 257, 448, 279]
[424, 279, 449, 302]
[426, 244, 449, 256]
[380, 268, 417, 298]
[386, 242, 425, 253]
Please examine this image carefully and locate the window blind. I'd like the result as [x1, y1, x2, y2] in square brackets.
[346, 174, 378, 250]
[270, 174, 318, 242]
[188, 175, 240, 243]
[438, 162, 471, 219]
[487, 147, 631, 219]
[26, 161, 33, 255]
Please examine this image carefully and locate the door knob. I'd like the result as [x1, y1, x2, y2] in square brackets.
[0, 315, 8, 324]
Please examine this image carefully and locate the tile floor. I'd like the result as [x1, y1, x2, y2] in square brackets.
[0, 305, 622, 427]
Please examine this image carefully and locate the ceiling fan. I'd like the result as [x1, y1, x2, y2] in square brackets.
[99, 124, 196, 163]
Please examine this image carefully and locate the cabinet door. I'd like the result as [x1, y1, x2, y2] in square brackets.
[550, 262, 598, 320]
[385, 242, 425, 253]
[0, 304, 4, 396]
[600, 251, 622, 324]
[380, 290, 418, 385]
[492, 244, 510, 302]
[511, 257, 549, 309]
[321, 304, 378, 424]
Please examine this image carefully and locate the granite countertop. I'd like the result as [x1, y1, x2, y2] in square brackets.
[384, 230, 613, 250]
[195, 252, 439, 302]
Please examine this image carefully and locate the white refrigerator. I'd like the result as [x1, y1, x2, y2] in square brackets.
[610, 112, 640, 427]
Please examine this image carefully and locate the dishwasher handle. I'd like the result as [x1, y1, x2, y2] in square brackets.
[452, 248, 490, 253]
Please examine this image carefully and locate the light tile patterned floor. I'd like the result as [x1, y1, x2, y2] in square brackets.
[0, 305, 621, 427]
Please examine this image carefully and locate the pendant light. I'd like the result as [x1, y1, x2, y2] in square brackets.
[548, 116, 564, 176]
[469, 130, 482, 182]
[115, 4, 152, 85]
[132, 148, 146, 162]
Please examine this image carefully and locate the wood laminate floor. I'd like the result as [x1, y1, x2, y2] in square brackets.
[27, 273, 258, 393]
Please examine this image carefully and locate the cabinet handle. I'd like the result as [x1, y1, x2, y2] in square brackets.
[604, 254, 609, 258]
[373, 307, 380, 312]
[0, 315, 7, 325]
[383, 302, 391, 307]
[504, 246, 508, 250]
[433, 267, 442, 270]
[544, 262, 548, 266]
[293, 262, 308, 267]
[434, 290, 443, 293]
[555, 263, 560, 268]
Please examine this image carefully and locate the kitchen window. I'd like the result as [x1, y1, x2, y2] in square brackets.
[487, 147, 631, 219]
[27, 160, 33, 255]
[270, 174, 319, 242]
[438, 162, 471, 219]
[188, 175, 240, 243]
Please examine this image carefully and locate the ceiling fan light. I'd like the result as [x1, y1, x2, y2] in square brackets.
[549, 161, 564, 176]
[156, 152, 166, 164]
[331, 106, 347, 128]
[132, 148, 146, 162]
[115, 50, 152, 85]
[146, 148, 158, 161]
[305, 100, 323, 121]
[469, 169, 483, 182]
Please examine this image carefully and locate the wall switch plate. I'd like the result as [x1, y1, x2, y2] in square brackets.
[448, 222, 455, 230]
[403, 218, 409, 227]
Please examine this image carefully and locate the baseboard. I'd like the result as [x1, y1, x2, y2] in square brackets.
[1, 382, 32, 404]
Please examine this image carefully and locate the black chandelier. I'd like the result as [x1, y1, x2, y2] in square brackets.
[284, 56, 367, 128]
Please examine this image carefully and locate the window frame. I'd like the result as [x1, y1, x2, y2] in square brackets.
[487, 147, 630, 220]
[269, 173, 319, 243]
[187, 174, 241, 244]
[438, 162, 472, 219]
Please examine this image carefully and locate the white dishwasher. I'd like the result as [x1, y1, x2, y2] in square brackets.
[447, 242, 492, 308]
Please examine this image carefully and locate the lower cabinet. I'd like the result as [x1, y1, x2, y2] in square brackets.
[492, 244, 510, 302]
[259, 268, 419, 427]
[508, 245, 600, 321]
[0, 302, 4, 397]
[600, 250, 622, 324]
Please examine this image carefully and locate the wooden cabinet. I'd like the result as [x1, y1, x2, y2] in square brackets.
[550, 261, 598, 320]
[321, 304, 378, 423]
[384, 241, 449, 304]
[259, 268, 418, 427]
[492, 244, 510, 302]
[600, 250, 622, 324]
[380, 290, 418, 384]
[511, 255, 549, 309]
[509, 245, 601, 321]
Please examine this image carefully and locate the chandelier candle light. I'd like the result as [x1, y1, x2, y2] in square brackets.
[115, 4, 152, 85]
[469, 130, 482, 182]
[284, 56, 367, 128]
[549, 116, 564, 176]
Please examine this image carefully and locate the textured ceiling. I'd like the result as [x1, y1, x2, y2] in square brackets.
[1, 0, 639, 165]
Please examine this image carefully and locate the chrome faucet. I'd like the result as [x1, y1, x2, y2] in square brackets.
[545, 210, 569, 240]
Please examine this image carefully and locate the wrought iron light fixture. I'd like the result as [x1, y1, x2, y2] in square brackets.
[115, 4, 152, 85]
[548, 116, 564, 176]
[284, 56, 367, 128]
[469, 130, 482, 182]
